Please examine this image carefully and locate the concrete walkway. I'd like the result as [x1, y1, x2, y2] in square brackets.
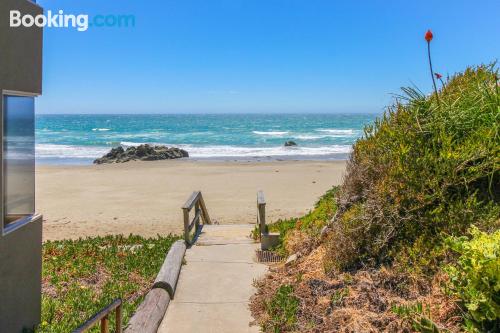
[158, 224, 267, 333]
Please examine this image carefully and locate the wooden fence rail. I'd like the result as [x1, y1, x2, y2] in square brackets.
[257, 191, 280, 250]
[72, 298, 122, 333]
[257, 190, 266, 240]
[182, 191, 212, 245]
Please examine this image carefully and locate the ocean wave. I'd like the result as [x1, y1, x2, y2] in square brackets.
[35, 143, 352, 160]
[292, 134, 353, 140]
[252, 131, 289, 136]
[187, 145, 352, 158]
[292, 135, 324, 140]
[92, 128, 111, 131]
[120, 142, 351, 158]
[36, 144, 109, 159]
[315, 129, 358, 135]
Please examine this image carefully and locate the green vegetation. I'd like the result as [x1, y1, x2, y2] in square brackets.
[326, 64, 499, 272]
[445, 227, 500, 332]
[264, 285, 300, 333]
[330, 287, 349, 307]
[252, 64, 500, 333]
[38, 234, 180, 333]
[392, 303, 443, 333]
[252, 187, 338, 255]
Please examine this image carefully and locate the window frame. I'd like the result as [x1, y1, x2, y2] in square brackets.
[1, 90, 40, 236]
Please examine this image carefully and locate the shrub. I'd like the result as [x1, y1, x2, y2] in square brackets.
[445, 227, 500, 332]
[393, 302, 444, 333]
[264, 284, 300, 333]
[325, 64, 500, 272]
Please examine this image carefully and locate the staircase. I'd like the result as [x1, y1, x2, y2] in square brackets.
[157, 224, 267, 333]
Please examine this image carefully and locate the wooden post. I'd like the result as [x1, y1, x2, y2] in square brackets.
[100, 315, 109, 333]
[257, 191, 266, 237]
[195, 202, 200, 233]
[115, 303, 122, 333]
[183, 208, 190, 244]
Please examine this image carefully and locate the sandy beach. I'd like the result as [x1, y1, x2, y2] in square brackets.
[36, 160, 346, 241]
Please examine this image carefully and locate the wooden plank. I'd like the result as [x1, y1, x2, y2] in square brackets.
[182, 191, 200, 210]
[152, 240, 186, 298]
[187, 210, 201, 232]
[124, 288, 171, 333]
[183, 208, 190, 244]
[198, 194, 212, 225]
[257, 190, 266, 206]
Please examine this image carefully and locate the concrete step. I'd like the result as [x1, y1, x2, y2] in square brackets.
[158, 224, 267, 333]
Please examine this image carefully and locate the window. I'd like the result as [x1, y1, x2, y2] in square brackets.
[3, 95, 35, 232]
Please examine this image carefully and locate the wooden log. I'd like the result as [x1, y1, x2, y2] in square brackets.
[152, 240, 186, 298]
[124, 288, 170, 333]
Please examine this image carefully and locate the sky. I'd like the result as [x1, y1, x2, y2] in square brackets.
[35, 0, 500, 114]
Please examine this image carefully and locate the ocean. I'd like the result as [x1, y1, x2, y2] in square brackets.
[35, 113, 378, 164]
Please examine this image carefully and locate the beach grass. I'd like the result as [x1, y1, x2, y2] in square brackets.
[37, 234, 180, 333]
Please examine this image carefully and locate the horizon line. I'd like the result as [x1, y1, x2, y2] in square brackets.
[36, 111, 383, 116]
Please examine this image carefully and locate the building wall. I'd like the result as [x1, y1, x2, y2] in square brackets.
[0, 0, 43, 94]
[0, 216, 43, 332]
[0, 0, 43, 332]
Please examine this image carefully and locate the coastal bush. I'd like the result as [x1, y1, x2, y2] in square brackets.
[264, 284, 300, 333]
[392, 302, 443, 333]
[325, 64, 500, 272]
[38, 234, 180, 333]
[445, 227, 500, 332]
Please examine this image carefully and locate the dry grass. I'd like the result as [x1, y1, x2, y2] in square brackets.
[251, 230, 463, 333]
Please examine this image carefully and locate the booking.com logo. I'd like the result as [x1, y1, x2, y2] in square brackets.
[10, 10, 135, 32]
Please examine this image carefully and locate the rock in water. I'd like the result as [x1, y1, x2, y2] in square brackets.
[94, 144, 189, 164]
[284, 141, 297, 146]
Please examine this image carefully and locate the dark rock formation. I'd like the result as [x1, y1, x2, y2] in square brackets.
[284, 141, 297, 147]
[94, 144, 189, 164]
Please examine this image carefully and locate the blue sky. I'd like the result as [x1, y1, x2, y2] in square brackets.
[36, 0, 500, 114]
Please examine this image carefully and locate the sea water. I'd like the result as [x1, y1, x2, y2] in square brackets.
[35, 113, 378, 164]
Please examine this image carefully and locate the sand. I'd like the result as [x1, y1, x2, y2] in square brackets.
[36, 160, 346, 241]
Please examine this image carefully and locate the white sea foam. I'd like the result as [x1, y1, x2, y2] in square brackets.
[252, 131, 289, 136]
[36, 144, 109, 159]
[292, 134, 351, 140]
[315, 129, 358, 135]
[188, 145, 352, 158]
[35, 142, 352, 161]
[92, 128, 111, 131]
[120, 142, 351, 158]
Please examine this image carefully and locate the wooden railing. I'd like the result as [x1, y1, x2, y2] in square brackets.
[182, 191, 212, 245]
[257, 191, 280, 250]
[73, 298, 122, 333]
[257, 190, 266, 240]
